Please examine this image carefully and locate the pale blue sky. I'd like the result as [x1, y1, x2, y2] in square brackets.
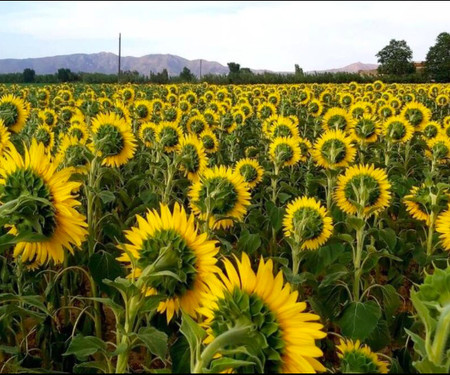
[0, 1, 449, 71]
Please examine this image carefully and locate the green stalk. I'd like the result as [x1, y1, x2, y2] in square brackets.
[429, 305, 450, 366]
[353, 220, 365, 302]
[192, 325, 253, 373]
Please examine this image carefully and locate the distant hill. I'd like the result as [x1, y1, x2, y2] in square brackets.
[308, 62, 378, 74]
[0, 52, 230, 76]
[0, 52, 379, 76]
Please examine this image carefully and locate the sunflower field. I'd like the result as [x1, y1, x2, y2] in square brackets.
[0, 81, 449, 373]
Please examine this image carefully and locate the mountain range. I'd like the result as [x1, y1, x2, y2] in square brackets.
[0, 52, 378, 76]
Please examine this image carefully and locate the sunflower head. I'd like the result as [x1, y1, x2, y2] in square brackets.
[312, 129, 356, 169]
[156, 121, 183, 153]
[350, 115, 380, 144]
[337, 339, 389, 374]
[283, 196, 333, 250]
[178, 135, 207, 182]
[188, 166, 251, 230]
[117, 203, 219, 322]
[383, 116, 414, 143]
[139, 122, 158, 148]
[334, 164, 391, 217]
[235, 158, 264, 189]
[91, 112, 137, 167]
[421, 121, 441, 140]
[186, 115, 208, 136]
[401, 101, 431, 130]
[198, 253, 326, 373]
[56, 136, 91, 175]
[426, 135, 450, 162]
[199, 129, 219, 154]
[0, 94, 29, 133]
[269, 137, 301, 168]
[33, 124, 55, 152]
[322, 107, 352, 132]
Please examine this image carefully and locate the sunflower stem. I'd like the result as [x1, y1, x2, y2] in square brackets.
[426, 212, 436, 258]
[192, 325, 253, 373]
[353, 214, 366, 302]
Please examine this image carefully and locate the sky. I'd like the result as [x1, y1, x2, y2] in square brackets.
[0, 1, 449, 72]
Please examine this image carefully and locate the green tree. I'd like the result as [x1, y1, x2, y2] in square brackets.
[227, 62, 240, 74]
[179, 67, 195, 82]
[295, 64, 304, 75]
[425, 32, 450, 82]
[376, 39, 416, 75]
[22, 68, 35, 83]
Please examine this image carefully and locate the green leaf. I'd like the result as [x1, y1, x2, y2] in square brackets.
[346, 216, 365, 231]
[237, 229, 261, 254]
[136, 327, 168, 359]
[209, 357, 256, 373]
[88, 251, 124, 294]
[405, 328, 427, 358]
[63, 335, 107, 360]
[380, 285, 401, 322]
[338, 301, 381, 340]
[179, 311, 206, 369]
[170, 336, 191, 374]
[265, 201, 284, 232]
[366, 318, 390, 351]
[98, 190, 116, 204]
[379, 228, 397, 251]
[73, 361, 109, 373]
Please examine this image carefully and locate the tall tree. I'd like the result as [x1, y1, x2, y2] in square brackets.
[227, 62, 241, 74]
[22, 68, 35, 83]
[179, 67, 195, 82]
[376, 39, 416, 75]
[425, 32, 450, 82]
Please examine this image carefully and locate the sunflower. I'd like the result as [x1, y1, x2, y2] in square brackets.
[188, 165, 251, 230]
[401, 101, 431, 131]
[349, 102, 371, 119]
[33, 124, 55, 153]
[269, 137, 302, 168]
[111, 100, 132, 123]
[178, 134, 207, 182]
[436, 209, 450, 251]
[0, 140, 88, 265]
[0, 119, 13, 157]
[186, 114, 209, 136]
[307, 99, 323, 117]
[91, 112, 137, 167]
[377, 104, 395, 120]
[199, 129, 219, 154]
[298, 137, 313, 162]
[435, 94, 448, 107]
[117, 203, 220, 322]
[257, 102, 277, 120]
[203, 109, 219, 128]
[55, 135, 91, 175]
[312, 129, 356, 169]
[426, 135, 450, 162]
[267, 117, 300, 139]
[283, 196, 333, 250]
[349, 114, 381, 144]
[403, 185, 433, 225]
[197, 253, 326, 373]
[38, 108, 58, 127]
[67, 118, 89, 143]
[334, 164, 391, 217]
[162, 105, 182, 123]
[383, 116, 414, 143]
[139, 122, 158, 148]
[133, 100, 152, 122]
[322, 107, 352, 132]
[339, 92, 354, 107]
[0, 94, 29, 133]
[421, 121, 441, 140]
[337, 338, 389, 374]
[235, 158, 264, 189]
[156, 121, 184, 153]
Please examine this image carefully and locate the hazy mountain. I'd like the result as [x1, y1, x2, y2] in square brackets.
[0, 52, 230, 76]
[309, 62, 378, 74]
[0, 52, 378, 76]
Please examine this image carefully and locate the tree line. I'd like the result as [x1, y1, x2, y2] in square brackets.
[1, 32, 448, 84]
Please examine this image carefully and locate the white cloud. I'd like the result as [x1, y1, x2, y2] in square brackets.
[0, 1, 449, 71]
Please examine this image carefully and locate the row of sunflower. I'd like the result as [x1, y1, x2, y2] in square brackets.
[0, 81, 449, 373]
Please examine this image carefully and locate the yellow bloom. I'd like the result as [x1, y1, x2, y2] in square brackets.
[235, 158, 264, 189]
[269, 137, 302, 168]
[312, 129, 356, 169]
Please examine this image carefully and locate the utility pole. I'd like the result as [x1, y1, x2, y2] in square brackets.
[199, 59, 202, 81]
[118, 32, 121, 84]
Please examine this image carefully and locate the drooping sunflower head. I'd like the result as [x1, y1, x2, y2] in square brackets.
[349, 101, 371, 119]
[133, 100, 152, 122]
[349, 114, 380, 144]
[436, 210, 450, 252]
[198, 253, 326, 373]
[377, 104, 395, 120]
[307, 99, 323, 117]
[139, 122, 158, 148]
[0, 140, 87, 266]
[426, 135, 450, 162]
[156, 121, 184, 153]
[383, 116, 414, 143]
[401, 101, 431, 131]
[199, 129, 219, 154]
[435, 94, 448, 107]
[322, 107, 352, 132]
[337, 338, 389, 374]
[178, 134, 207, 182]
[312, 129, 356, 169]
[218, 112, 236, 134]
[117, 203, 220, 322]
[186, 114, 209, 136]
[334, 164, 391, 217]
[162, 105, 182, 123]
[298, 137, 312, 162]
[188, 165, 251, 230]
[283, 196, 333, 250]
[267, 117, 300, 139]
[235, 158, 264, 189]
[33, 124, 55, 153]
[91, 111, 137, 167]
[0, 94, 29, 133]
[55, 135, 91, 175]
[421, 121, 442, 140]
[269, 137, 302, 168]
[67, 117, 89, 143]
[38, 108, 58, 127]
[257, 102, 277, 120]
